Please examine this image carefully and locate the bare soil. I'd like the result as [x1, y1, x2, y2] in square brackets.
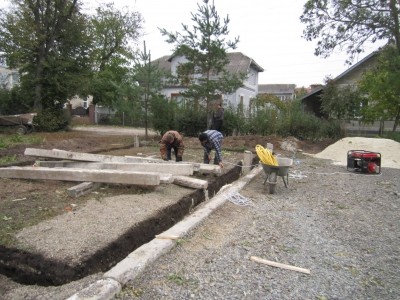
[0, 127, 334, 296]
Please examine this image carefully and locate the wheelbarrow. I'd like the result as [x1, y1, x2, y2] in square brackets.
[261, 157, 293, 194]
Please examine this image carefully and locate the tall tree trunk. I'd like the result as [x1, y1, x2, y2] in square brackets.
[33, 50, 46, 112]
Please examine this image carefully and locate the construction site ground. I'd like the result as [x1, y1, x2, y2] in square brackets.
[0, 126, 342, 298]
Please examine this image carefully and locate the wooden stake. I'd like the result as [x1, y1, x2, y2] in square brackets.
[250, 256, 311, 274]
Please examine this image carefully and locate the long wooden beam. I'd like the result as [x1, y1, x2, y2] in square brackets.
[0, 166, 162, 186]
[173, 176, 208, 189]
[35, 161, 194, 176]
[24, 148, 161, 163]
[25, 148, 221, 176]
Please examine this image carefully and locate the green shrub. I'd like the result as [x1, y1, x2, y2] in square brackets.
[33, 108, 69, 132]
[175, 108, 207, 137]
[150, 95, 176, 135]
[383, 131, 400, 143]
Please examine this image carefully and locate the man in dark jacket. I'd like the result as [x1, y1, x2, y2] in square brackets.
[198, 129, 223, 168]
[212, 103, 224, 132]
[159, 130, 184, 162]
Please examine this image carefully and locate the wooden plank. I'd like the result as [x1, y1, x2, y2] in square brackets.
[193, 163, 222, 176]
[24, 148, 160, 163]
[159, 174, 174, 184]
[67, 182, 101, 198]
[250, 256, 311, 275]
[0, 166, 161, 186]
[173, 176, 208, 189]
[36, 161, 194, 176]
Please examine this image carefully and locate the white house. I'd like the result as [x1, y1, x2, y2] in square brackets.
[152, 52, 264, 112]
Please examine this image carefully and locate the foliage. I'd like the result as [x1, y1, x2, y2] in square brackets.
[358, 46, 400, 131]
[246, 108, 279, 136]
[222, 106, 245, 136]
[277, 101, 341, 140]
[175, 107, 207, 137]
[150, 95, 177, 135]
[0, 0, 92, 112]
[382, 131, 400, 143]
[87, 3, 143, 107]
[0, 89, 13, 115]
[33, 108, 70, 132]
[320, 79, 363, 119]
[159, 0, 246, 127]
[123, 42, 167, 137]
[300, 0, 400, 61]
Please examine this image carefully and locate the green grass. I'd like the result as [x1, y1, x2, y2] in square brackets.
[0, 134, 43, 149]
[0, 155, 17, 165]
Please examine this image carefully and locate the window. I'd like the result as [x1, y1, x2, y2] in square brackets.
[83, 97, 88, 109]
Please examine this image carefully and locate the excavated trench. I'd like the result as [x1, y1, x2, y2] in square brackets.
[0, 161, 244, 287]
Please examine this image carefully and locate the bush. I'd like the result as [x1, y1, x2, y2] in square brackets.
[175, 108, 207, 137]
[33, 108, 70, 132]
[150, 95, 176, 135]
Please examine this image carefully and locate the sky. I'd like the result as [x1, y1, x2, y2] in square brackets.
[84, 0, 383, 87]
[1, 0, 385, 87]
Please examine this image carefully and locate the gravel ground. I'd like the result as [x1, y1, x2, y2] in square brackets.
[115, 153, 400, 300]
[2, 136, 399, 300]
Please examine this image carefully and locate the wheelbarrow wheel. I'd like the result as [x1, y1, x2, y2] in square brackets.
[268, 172, 277, 194]
[16, 125, 27, 135]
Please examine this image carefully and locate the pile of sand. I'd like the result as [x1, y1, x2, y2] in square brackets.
[313, 137, 400, 169]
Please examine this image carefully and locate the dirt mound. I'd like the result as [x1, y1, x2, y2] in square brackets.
[314, 137, 400, 169]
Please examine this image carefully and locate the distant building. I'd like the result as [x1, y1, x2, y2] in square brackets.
[0, 65, 19, 90]
[152, 52, 264, 112]
[258, 84, 296, 100]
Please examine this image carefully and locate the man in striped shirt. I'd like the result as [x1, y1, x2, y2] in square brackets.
[198, 130, 224, 168]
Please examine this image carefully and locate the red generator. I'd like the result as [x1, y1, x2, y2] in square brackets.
[347, 150, 381, 174]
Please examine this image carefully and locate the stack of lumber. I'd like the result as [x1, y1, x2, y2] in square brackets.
[0, 148, 222, 196]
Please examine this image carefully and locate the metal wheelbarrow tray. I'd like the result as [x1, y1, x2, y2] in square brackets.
[261, 157, 293, 194]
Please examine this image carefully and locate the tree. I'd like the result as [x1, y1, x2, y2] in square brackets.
[300, 0, 400, 61]
[358, 46, 400, 132]
[87, 3, 143, 107]
[159, 0, 246, 128]
[118, 41, 166, 138]
[320, 78, 363, 119]
[0, 0, 92, 112]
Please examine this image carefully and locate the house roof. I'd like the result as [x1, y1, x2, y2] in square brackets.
[151, 55, 171, 72]
[225, 52, 264, 73]
[258, 84, 296, 94]
[151, 52, 264, 74]
[300, 50, 380, 101]
[332, 51, 379, 82]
